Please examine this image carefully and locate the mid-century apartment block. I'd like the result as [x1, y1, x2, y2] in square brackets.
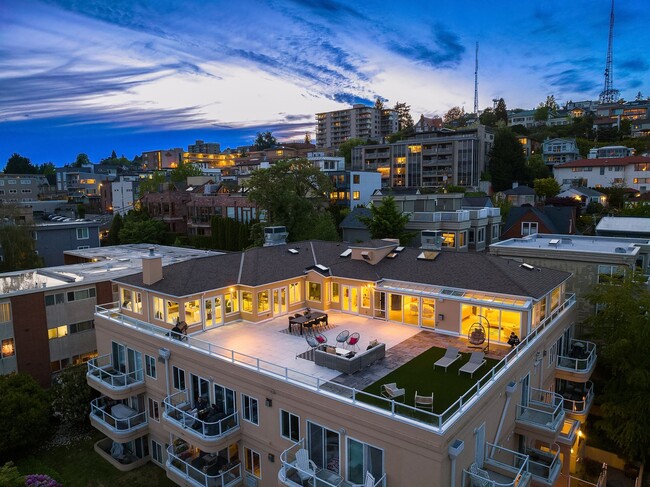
[87, 236, 596, 487]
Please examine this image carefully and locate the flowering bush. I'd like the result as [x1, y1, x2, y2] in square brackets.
[24, 474, 62, 487]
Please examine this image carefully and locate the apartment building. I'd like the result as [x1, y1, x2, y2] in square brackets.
[587, 146, 635, 159]
[31, 218, 102, 266]
[351, 126, 494, 189]
[0, 174, 51, 204]
[0, 244, 221, 387]
[87, 237, 593, 486]
[188, 140, 221, 154]
[542, 138, 580, 167]
[316, 105, 398, 149]
[554, 155, 650, 192]
[507, 110, 537, 128]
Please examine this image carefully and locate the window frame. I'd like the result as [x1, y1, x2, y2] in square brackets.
[145, 354, 157, 379]
[172, 365, 186, 391]
[244, 447, 262, 480]
[241, 394, 259, 426]
[76, 227, 89, 240]
[148, 397, 160, 422]
[280, 409, 300, 442]
[307, 281, 322, 302]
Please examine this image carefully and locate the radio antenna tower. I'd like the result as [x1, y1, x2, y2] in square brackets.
[473, 42, 479, 115]
[599, 0, 619, 104]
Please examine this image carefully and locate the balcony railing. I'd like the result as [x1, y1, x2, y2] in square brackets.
[167, 445, 241, 487]
[90, 397, 147, 433]
[163, 390, 239, 440]
[556, 340, 597, 373]
[440, 210, 470, 222]
[95, 293, 575, 434]
[463, 443, 531, 487]
[87, 354, 144, 389]
[279, 439, 385, 487]
[525, 443, 561, 484]
[561, 381, 594, 414]
[517, 387, 565, 431]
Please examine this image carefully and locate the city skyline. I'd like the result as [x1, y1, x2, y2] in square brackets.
[1, 0, 649, 166]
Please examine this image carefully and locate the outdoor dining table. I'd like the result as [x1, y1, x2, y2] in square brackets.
[289, 311, 327, 335]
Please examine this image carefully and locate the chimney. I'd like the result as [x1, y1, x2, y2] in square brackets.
[142, 247, 163, 285]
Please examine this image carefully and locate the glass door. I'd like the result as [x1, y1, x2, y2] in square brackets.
[308, 421, 340, 473]
[374, 291, 386, 319]
[203, 296, 223, 329]
[421, 298, 436, 329]
[342, 286, 358, 313]
[273, 287, 287, 316]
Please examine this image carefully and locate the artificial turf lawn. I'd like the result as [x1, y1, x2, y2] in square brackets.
[362, 346, 499, 418]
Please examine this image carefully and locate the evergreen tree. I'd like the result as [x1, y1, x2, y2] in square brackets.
[494, 98, 508, 124]
[107, 213, 123, 245]
[393, 102, 414, 131]
[487, 127, 529, 192]
[358, 196, 415, 244]
[3, 153, 37, 174]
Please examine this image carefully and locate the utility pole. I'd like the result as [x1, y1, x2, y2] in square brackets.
[599, 0, 620, 104]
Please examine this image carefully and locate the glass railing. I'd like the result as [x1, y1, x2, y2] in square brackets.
[96, 293, 575, 434]
[556, 340, 597, 372]
[163, 390, 239, 439]
[464, 443, 531, 487]
[90, 397, 147, 432]
[517, 387, 565, 430]
[561, 381, 594, 413]
[166, 445, 241, 487]
[525, 443, 561, 482]
[87, 353, 144, 388]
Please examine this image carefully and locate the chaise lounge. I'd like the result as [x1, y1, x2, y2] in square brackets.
[459, 352, 486, 378]
[433, 346, 461, 371]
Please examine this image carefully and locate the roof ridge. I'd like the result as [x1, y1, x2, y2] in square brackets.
[237, 252, 245, 284]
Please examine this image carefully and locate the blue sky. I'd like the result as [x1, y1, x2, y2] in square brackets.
[1, 0, 648, 166]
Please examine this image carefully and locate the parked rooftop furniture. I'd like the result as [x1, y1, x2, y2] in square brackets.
[459, 352, 486, 378]
[314, 342, 385, 374]
[347, 332, 360, 350]
[414, 391, 434, 411]
[294, 448, 317, 483]
[352, 471, 376, 487]
[380, 382, 405, 401]
[433, 346, 460, 371]
[336, 330, 350, 347]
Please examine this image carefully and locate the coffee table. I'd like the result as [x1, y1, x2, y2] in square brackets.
[335, 347, 352, 357]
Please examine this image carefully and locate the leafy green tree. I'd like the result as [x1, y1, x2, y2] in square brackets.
[119, 212, 167, 244]
[494, 98, 508, 124]
[533, 177, 560, 198]
[106, 213, 123, 245]
[586, 274, 650, 464]
[527, 154, 550, 180]
[534, 105, 549, 122]
[253, 131, 277, 150]
[0, 462, 23, 487]
[374, 97, 385, 110]
[170, 162, 203, 182]
[487, 127, 529, 192]
[37, 162, 56, 175]
[443, 106, 466, 127]
[479, 108, 497, 127]
[51, 364, 94, 427]
[393, 102, 414, 130]
[3, 153, 37, 174]
[0, 224, 43, 272]
[245, 158, 337, 242]
[137, 172, 167, 196]
[0, 374, 52, 457]
[338, 138, 367, 167]
[72, 153, 90, 168]
[492, 196, 511, 221]
[358, 195, 415, 244]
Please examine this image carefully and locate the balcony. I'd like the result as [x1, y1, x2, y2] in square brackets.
[162, 391, 240, 451]
[440, 210, 470, 222]
[279, 439, 385, 487]
[166, 444, 241, 487]
[556, 340, 597, 382]
[463, 443, 531, 487]
[559, 380, 594, 422]
[86, 354, 145, 399]
[516, 388, 565, 441]
[557, 418, 580, 446]
[90, 396, 147, 441]
[94, 436, 149, 472]
[523, 443, 561, 486]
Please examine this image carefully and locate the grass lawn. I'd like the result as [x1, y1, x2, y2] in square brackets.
[361, 346, 499, 420]
[13, 430, 175, 487]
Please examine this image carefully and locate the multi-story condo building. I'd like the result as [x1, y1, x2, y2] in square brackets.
[542, 138, 580, 167]
[507, 110, 537, 128]
[0, 174, 51, 204]
[142, 149, 184, 171]
[352, 126, 494, 189]
[110, 176, 140, 215]
[587, 145, 635, 159]
[593, 101, 650, 131]
[188, 140, 221, 154]
[87, 236, 594, 486]
[316, 105, 398, 149]
[0, 244, 220, 387]
[553, 155, 650, 192]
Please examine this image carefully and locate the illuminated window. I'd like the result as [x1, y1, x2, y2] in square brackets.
[184, 299, 200, 324]
[408, 145, 422, 153]
[442, 232, 455, 247]
[225, 292, 239, 314]
[1, 338, 15, 358]
[331, 283, 340, 303]
[166, 300, 179, 324]
[153, 297, 164, 320]
[121, 289, 133, 310]
[48, 325, 68, 340]
[361, 287, 371, 308]
[353, 191, 360, 200]
[308, 282, 322, 302]
[245, 447, 261, 479]
[257, 290, 270, 313]
[0, 302, 11, 322]
[241, 291, 253, 312]
[289, 282, 301, 304]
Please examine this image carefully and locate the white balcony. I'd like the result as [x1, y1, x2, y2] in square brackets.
[556, 340, 597, 381]
[90, 396, 147, 441]
[86, 354, 144, 398]
[524, 443, 561, 486]
[166, 444, 241, 487]
[463, 443, 531, 487]
[516, 388, 565, 440]
[559, 380, 594, 422]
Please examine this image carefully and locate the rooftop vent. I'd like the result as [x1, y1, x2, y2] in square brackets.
[340, 248, 352, 258]
[386, 252, 398, 259]
[361, 251, 372, 261]
[263, 226, 288, 247]
[520, 263, 535, 271]
[548, 239, 560, 247]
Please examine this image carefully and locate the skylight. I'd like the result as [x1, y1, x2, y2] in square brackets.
[395, 246, 405, 252]
[288, 248, 299, 254]
[315, 264, 329, 271]
[386, 252, 398, 259]
[520, 263, 535, 270]
[340, 249, 352, 257]
[417, 251, 440, 261]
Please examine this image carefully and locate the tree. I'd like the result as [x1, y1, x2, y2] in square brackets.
[479, 108, 497, 127]
[170, 162, 203, 182]
[72, 153, 90, 168]
[245, 158, 337, 242]
[586, 274, 650, 464]
[119, 212, 168, 244]
[137, 172, 167, 197]
[0, 373, 52, 457]
[534, 105, 549, 122]
[494, 98, 508, 124]
[487, 127, 529, 192]
[358, 195, 415, 244]
[304, 132, 311, 144]
[111, 149, 117, 159]
[0, 224, 43, 272]
[338, 138, 367, 167]
[106, 213, 123, 245]
[51, 364, 94, 427]
[3, 153, 37, 174]
[374, 97, 385, 110]
[253, 131, 277, 150]
[527, 154, 551, 180]
[0, 462, 23, 487]
[393, 102, 414, 131]
[533, 178, 560, 198]
[37, 162, 56, 175]
[443, 106, 466, 127]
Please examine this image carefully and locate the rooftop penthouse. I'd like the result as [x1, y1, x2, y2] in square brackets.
[88, 239, 591, 486]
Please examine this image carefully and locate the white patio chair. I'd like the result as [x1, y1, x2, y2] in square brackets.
[459, 352, 486, 378]
[414, 391, 434, 411]
[433, 346, 461, 371]
[352, 471, 376, 487]
[380, 383, 405, 401]
[294, 448, 317, 482]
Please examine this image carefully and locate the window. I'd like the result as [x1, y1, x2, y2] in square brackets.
[122, 288, 133, 310]
[69, 320, 94, 333]
[172, 366, 186, 390]
[346, 437, 383, 485]
[151, 440, 163, 464]
[242, 394, 259, 425]
[353, 191, 360, 200]
[442, 232, 455, 248]
[153, 297, 164, 320]
[67, 287, 96, 302]
[148, 398, 160, 421]
[353, 174, 360, 184]
[1, 338, 15, 358]
[598, 264, 625, 284]
[281, 409, 300, 442]
[76, 245, 90, 250]
[477, 228, 485, 243]
[361, 287, 370, 308]
[166, 300, 179, 324]
[521, 222, 538, 236]
[289, 282, 301, 304]
[468, 229, 475, 244]
[21, 189, 31, 193]
[145, 354, 157, 379]
[45, 293, 64, 306]
[241, 291, 253, 312]
[257, 290, 270, 313]
[0, 302, 11, 322]
[308, 282, 322, 302]
[308, 421, 340, 473]
[331, 283, 339, 303]
[225, 292, 238, 314]
[244, 447, 261, 479]
[184, 299, 200, 324]
[76, 227, 89, 239]
[48, 325, 68, 339]
[459, 231, 466, 247]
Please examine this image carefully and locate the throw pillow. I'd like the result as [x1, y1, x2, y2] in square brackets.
[316, 335, 325, 343]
